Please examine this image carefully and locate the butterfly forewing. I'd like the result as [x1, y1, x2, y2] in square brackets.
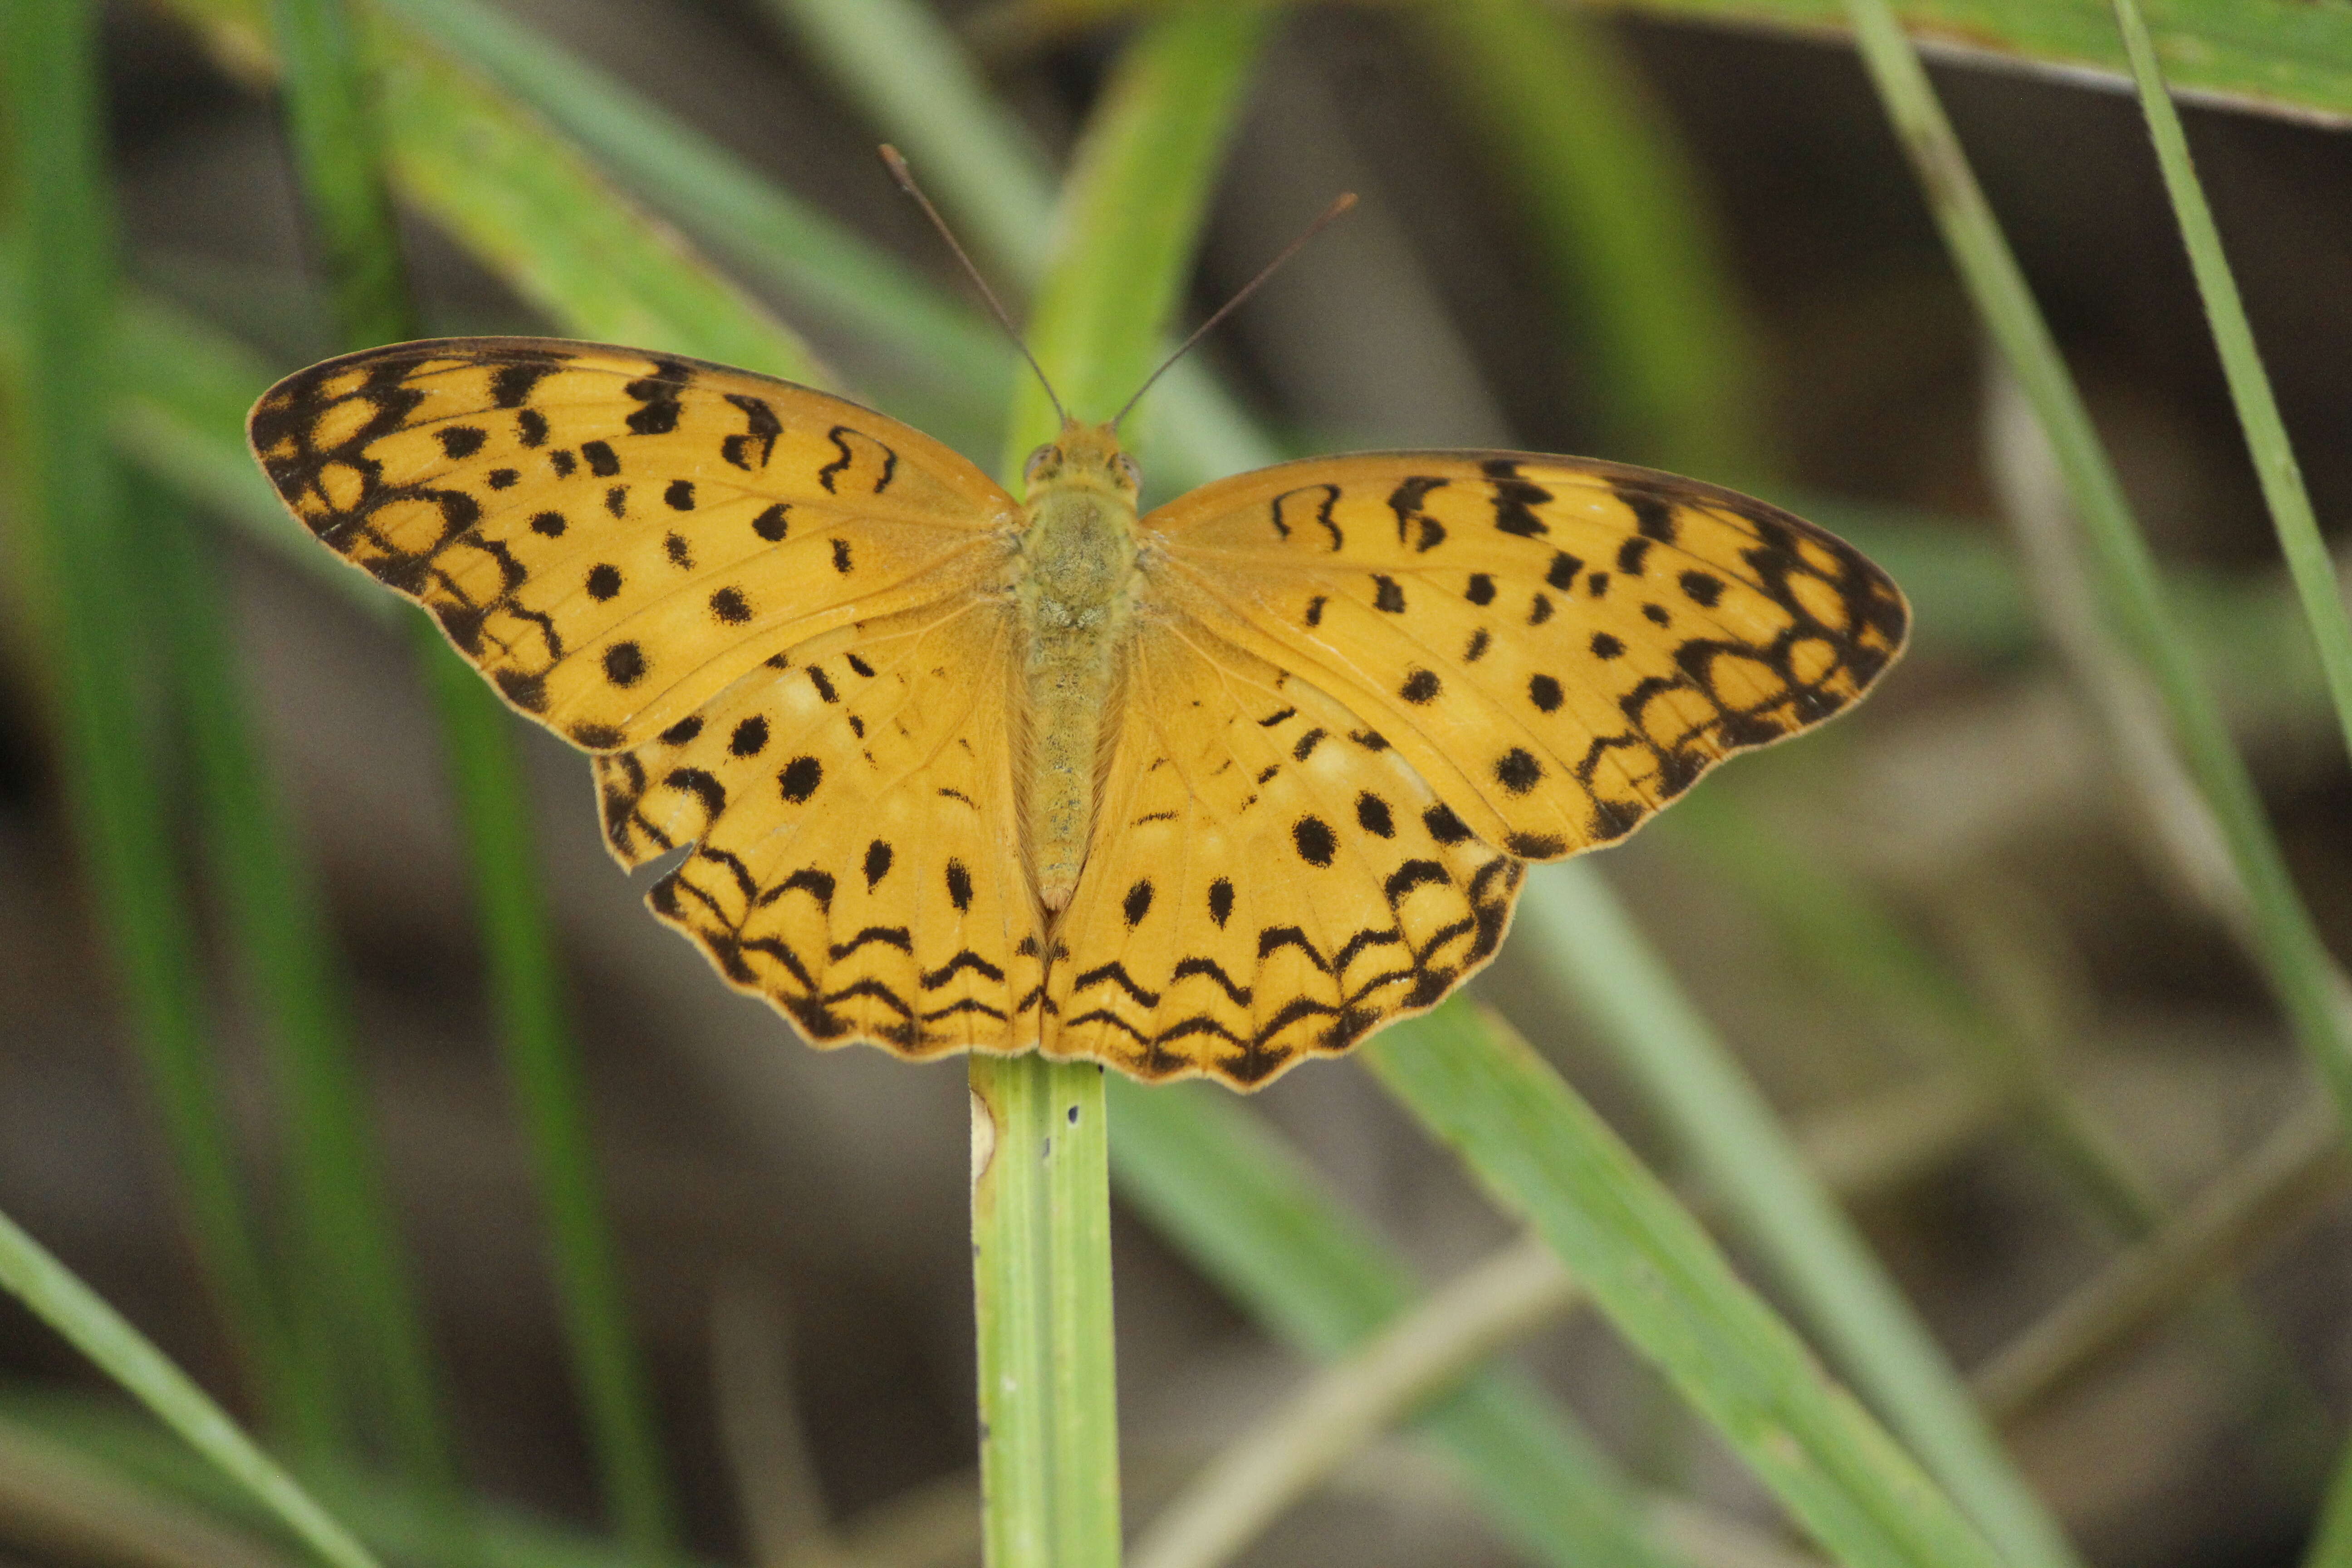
[1141, 453, 1908, 858]
[250, 337, 1042, 1057]
[248, 338, 1023, 750]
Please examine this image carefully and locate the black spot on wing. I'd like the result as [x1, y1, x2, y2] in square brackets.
[603, 642, 647, 686]
[1482, 458, 1551, 538]
[491, 363, 555, 408]
[1494, 748, 1543, 794]
[436, 425, 486, 460]
[622, 368, 689, 436]
[1619, 486, 1678, 544]
[779, 755, 822, 803]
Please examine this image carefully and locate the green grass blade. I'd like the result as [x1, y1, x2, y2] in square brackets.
[757, 0, 1056, 279]
[150, 478, 460, 1491]
[0, 1208, 381, 1568]
[1029, 0, 2352, 128]
[755, 0, 1282, 486]
[1838, 0, 2352, 1134]
[368, 0, 964, 399]
[2311, 1452, 2352, 1568]
[419, 642, 682, 1555]
[194, 0, 467, 1496]
[155, 0, 823, 382]
[1, 0, 318, 1447]
[1512, 863, 2081, 1568]
[1367, 1002, 2009, 1568]
[1625, 0, 2352, 127]
[1415, 0, 1767, 479]
[265, 0, 679, 1544]
[1108, 1080, 1686, 1568]
[1003, 5, 1270, 454]
[2108, 0, 2352, 781]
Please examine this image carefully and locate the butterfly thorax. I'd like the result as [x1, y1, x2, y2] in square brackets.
[1014, 420, 1144, 915]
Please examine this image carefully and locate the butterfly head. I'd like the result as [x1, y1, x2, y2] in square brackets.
[1022, 419, 1141, 505]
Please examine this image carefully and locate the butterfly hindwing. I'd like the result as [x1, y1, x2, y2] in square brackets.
[597, 596, 1043, 1056]
[248, 338, 1023, 750]
[1141, 453, 1908, 858]
[1045, 617, 1519, 1088]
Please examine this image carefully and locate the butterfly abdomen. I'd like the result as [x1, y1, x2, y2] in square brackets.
[1014, 428, 1145, 915]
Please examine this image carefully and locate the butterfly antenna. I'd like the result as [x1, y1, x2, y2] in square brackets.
[1111, 191, 1357, 432]
[881, 145, 1068, 426]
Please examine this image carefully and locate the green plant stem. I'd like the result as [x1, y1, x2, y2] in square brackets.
[1368, 1003, 2009, 1568]
[969, 1058, 1120, 1568]
[266, 0, 680, 1543]
[0, 1210, 380, 1568]
[2108, 0, 2352, 779]
[1510, 863, 2079, 1568]
[965, 12, 1271, 1563]
[2, 0, 315, 1447]
[1839, 0, 2352, 1137]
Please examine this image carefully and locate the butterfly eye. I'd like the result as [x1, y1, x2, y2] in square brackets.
[1024, 443, 1059, 486]
[1115, 453, 1142, 491]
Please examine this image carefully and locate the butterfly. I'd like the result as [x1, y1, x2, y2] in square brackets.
[248, 338, 1906, 1089]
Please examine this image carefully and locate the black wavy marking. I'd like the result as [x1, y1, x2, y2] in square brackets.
[632, 792, 1028, 1058]
[1529, 480, 1909, 843]
[818, 426, 898, 495]
[1062, 848, 1523, 1088]
[1269, 484, 1344, 549]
